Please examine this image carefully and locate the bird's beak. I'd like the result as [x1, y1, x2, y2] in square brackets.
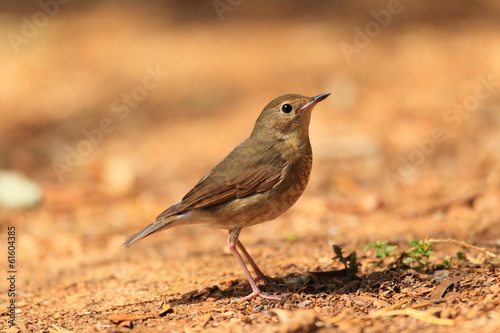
[299, 92, 331, 111]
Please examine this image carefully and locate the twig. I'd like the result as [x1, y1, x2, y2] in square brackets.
[427, 238, 498, 258]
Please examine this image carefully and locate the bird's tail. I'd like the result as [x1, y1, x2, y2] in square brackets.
[122, 216, 177, 248]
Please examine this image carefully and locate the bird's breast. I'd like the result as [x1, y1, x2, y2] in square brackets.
[278, 142, 313, 204]
[205, 142, 313, 229]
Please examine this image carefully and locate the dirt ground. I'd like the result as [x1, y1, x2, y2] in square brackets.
[1, 1, 500, 332]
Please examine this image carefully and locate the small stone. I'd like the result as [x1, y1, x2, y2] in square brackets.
[0, 170, 42, 209]
[434, 270, 450, 278]
[297, 299, 312, 308]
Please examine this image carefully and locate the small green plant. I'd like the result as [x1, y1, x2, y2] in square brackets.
[332, 244, 359, 280]
[442, 251, 467, 268]
[285, 232, 299, 242]
[364, 240, 471, 272]
[403, 239, 434, 270]
[363, 240, 398, 267]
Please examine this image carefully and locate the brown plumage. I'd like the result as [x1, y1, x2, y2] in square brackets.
[123, 92, 330, 301]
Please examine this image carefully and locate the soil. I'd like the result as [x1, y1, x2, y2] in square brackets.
[1, 1, 500, 332]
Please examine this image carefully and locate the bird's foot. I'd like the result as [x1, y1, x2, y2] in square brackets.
[231, 288, 288, 302]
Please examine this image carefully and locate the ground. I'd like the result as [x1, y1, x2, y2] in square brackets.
[1, 1, 500, 332]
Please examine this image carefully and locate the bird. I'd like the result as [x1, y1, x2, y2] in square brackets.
[123, 92, 331, 301]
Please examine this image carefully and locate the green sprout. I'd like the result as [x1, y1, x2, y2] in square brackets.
[332, 244, 359, 280]
[363, 240, 398, 267]
[364, 240, 471, 272]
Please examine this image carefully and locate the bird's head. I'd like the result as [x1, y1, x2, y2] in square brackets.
[251, 93, 330, 141]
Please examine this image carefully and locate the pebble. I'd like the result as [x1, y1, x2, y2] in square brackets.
[0, 170, 42, 209]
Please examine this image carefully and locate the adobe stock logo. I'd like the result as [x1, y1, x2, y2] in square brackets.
[52, 65, 169, 181]
[213, 0, 242, 21]
[6, 0, 71, 54]
[384, 75, 499, 189]
[340, 0, 408, 63]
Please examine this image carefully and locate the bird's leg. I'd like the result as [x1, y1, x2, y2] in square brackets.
[227, 228, 280, 302]
[236, 240, 277, 285]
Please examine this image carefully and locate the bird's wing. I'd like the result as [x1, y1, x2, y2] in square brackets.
[155, 165, 284, 220]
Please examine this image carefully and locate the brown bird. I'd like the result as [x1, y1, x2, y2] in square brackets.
[123, 92, 330, 301]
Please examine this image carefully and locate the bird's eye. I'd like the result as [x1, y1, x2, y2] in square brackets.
[281, 104, 293, 113]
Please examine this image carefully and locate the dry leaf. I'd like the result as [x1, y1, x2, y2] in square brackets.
[429, 277, 462, 300]
[108, 305, 173, 325]
[48, 324, 73, 333]
[271, 309, 318, 333]
[4, 327, 20, 333]
[370, 308, 455, 326]
[108, 312, 155, 323]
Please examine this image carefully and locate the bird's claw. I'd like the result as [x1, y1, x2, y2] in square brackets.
[231, 290, 287, 303]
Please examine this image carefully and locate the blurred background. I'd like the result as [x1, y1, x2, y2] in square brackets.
[1, 0, 500, 328]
